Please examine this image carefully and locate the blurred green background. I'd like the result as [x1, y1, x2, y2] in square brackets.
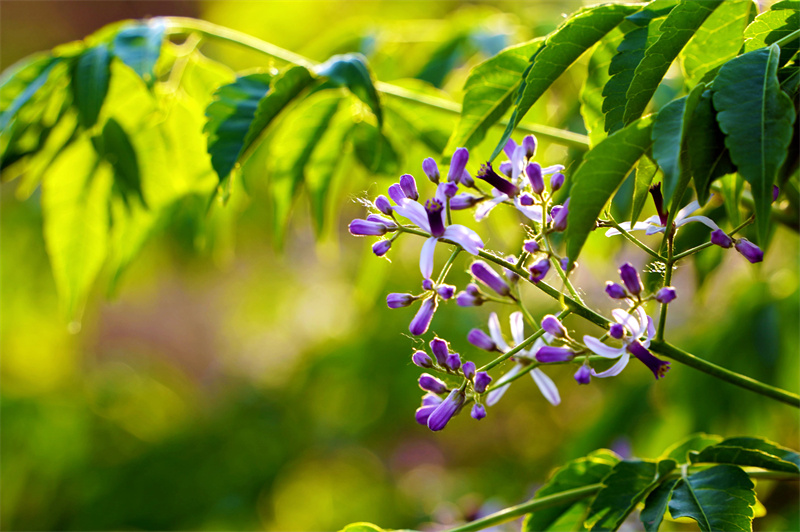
[1, 1, 798, 530]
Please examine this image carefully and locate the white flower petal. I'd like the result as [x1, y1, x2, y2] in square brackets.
[510, 312, 525, 346]
[676, 215, 719, 231]
[531, 368, 560, 406]
[612, 309, 640, 337]
[488, 312, 511, 353]
[541, 164, 565, 175]
[486, 363, 522, 406]
[633, 306, 649, 339]
[645, 224, 666, 235]
[514, 201, 544, 223]
[511, 145, 526, 181]
[419, 237, 438, 279]
[443, 225, 484, 255]
[394, 198, 430, 232]
[605, 221, 652, 236]
[591, 353, 630, 378]
[583, 335, 626, 358]
[475, 195, 507, 221]
[675, 200, 700, 222]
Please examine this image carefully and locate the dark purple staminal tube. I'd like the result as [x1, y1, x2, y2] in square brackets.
[477, 163, 520, 197]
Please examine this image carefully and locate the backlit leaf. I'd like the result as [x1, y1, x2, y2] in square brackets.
[668, 465, 756, 532]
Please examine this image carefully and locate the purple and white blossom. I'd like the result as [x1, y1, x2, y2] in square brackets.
[605, 199, 718, 237]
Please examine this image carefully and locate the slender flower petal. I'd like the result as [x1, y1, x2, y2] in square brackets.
[735, 238, 763, 263]
[462, 361, 476, 380]
[471, 403, 486, 420]
[422, 157, 440, 183]
[710, 229, 733, 248]
[503, 138, 518, 159]
[655, 286, 677, 304]
[427, 389, 465, 431]
[442, 225, 484, 255]
[412, 350, 433, 368]
[419, 373, 448, 394]
[486, 363, 522, 406]
[488, 313, 511, 352]
[574, 365, 591, 385]
[409, 298, 436, 336]
[468, 329, 496, 351]
[583, 335, 626, 359]
[419, 237, 438, 279]
[448, 148, 469, 182]
[387, 293, 414, 308]
[471, 261, 510, 296]
[619, 263, 643, 295]
[531, 367, 560, 405]
[592, 353, 630, 378]
[474, 371, 492, 393]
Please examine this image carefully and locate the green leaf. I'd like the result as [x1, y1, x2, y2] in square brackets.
[586, 459, 676, 531]
[623, 0, 723, 125]
[338, 524, 385, 532]
[640, 478, 679, 532]
[112, 20, 165, 86]
[316, 54, 381, 125]
[0, 55, 59, 131]
[744, 1, 800, 66]
[522, 449, 620, 532]
[351, 121, 399, 175]
[100, 117, 145, 207]
[383, 79, 455, 154]
[565, 115, 654, 262]
[268, 90, 344, 244]
[690, 444, 800, 473]
[492, 3, 640, 160]
[688, 90, 736, 205]
[679, 1, 755, 88]
[242, 65, 315, 156]
[42, 139, 112, 321]
[712, 43, 796, 244]
[444, 38, 543, 155]
[204, 72, 273, 182]
[720, 173, 744, 227]
[631, 154, 660, 225]
[660, 433, 723, 464]
[581, 27, 625, 147]
[72, 44, 112, 128]
[668, 465, 756, 532]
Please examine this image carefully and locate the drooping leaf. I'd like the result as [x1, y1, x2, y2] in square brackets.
[522, 449, 620, 532]
[72, 44, 113, 128]
[690, 444, 800, 473]
[112, 19, 165, 86]
[631, 154, 660, 225]
[712, 44, 796, 244]
[688, 90, 735, 205]
[668, 465, 756, 532]
[566, 115, 654, 262]
[660, 433, 723, 463]
[444, 38, 543, 155]
[316, 54, 381, 125]
[623, 0, 723, 125]
[697, 437, 800, 469]
[586, 459, 676, 531]
[743, 0, 800, 66]
[679, 1, 755, 88]
[581, 27, 625, 147]
[100, 117, 145, 207]
[351, 121, 399, 175]
[491, 3, 640, 160]
[204, 72, 273, 182]
[640, 478, 679, 532]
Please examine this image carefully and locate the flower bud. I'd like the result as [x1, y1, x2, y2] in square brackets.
[529, 258, 550, 283]
[349, 219, 387, 236]
[474, 371, 492, 393]
[372, 240, 391, 257]
[422, 279, 434, 291]
[519, 193, 534, 206]
[422, 157, 440, 183]
[574, 365, 591, 385]
[471, 260, 510, 296]
[415, 394, 443, 425]
[535, 346, 575, 363]
[471, 403, 487, 420]
[541, 314, 567, 338]
[523, 240, 540, 253]
[550, 172, 565, 192]
[450, 193, 480, 210]
[456, 290, 483, 307]
[441, 181, 459, 198]
[773, 184, 780, 202]
[710, 229, 733, 249]
[387, 183, 406, 204]
[499, 161, 513, 177]
[605, 282, 627, 299]
[467, 329, 496, 351]
[460, 169, 474, 187]
[734, 238, 763, 264]
[655, 286, 677, 304]
[418, 373, 448, 394]
[526, 163, 544, 194]
[430, 337, 450, 365]
[448, 148, 469, 183]
[387, 293, 414, 308]
[374, 195, 392, 214]
[522, 135, 537, 158]
[609, 323, 625, 339]
[409, 298, 436, 336]
[504, 255, 520, 285]
[412, 350, 433, 368]
[366, 214, 396, 228]
[551, 198, 569, 232]
[445, 352, 462, 371]
[619, 262, 643, 295]
[427, 389, 465, 431]
[400, 174, 419, 200]
[462, 361, 476, 380]
[436, 284, 455, 300]
[560, 257, 571, 272]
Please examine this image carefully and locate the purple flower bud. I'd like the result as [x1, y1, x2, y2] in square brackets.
[460, 169, 474, 187]
[519, 193, 534, 206]
[366, 214, 397, 228]
[526, 163, 544, 194]
[503, 138, 518, 159]
[374, 195, 392, 215]
[609, 323, 625, 339]
[550, 172, 564, 192]
[735, 238, 763, 264]
[535, 346, 575, 363]
[400, 174, 419, 200]
[412, 350, 433, 368]
[427, 389, 465, 431]
[445, 352, 462, 371]
[430, 337, 450, 365]
[477, 163, 519, 197]
[541, 314, 567, 338]
[437, 284, 455, 300]
[655, 286, 677, 304]
[466, 283, 480, 295]
[627, 340, 670, 379]
[450, 193, 480, 210]
[468, 329, 496, 351]
[422, 157, 440, 183]
[442, 181, 459, 198]
[560, 257, 570, 272]
[605, 282, 627, 299]
[499, 161, 513, 177]
[349, 219, 388, 236]
[710, 229, 733, 249]
[529, 258, 550, 283]
[504, 255, 520, 285]
[471, 403, 486, 420]
[387, 183, 406, 204]
[448, 148, 469, 183]
[418, 373, 448, 394]
[574, 365, 591, 385]
[456, 290, 483, 307]
[422, 278, 434, 291]
[387, 293, 414, 308]
[649, 183, 668, 226]
[522, 135, 537, 158]
[474, 371, 492, 393]
[409, 298, 436, 336]
[773, 184, 779, 202]
[462, 361, 476, 380]
[415, 404, 438, 425]
[523, 240, 540, 253]
[372, 240, 392, 256]
[619, 262, 643, 295]
[551, 198, 569, 232]
[422, 393, 443, 407]
[471, 260, 510, 296]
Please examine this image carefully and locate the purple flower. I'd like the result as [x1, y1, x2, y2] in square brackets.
[456, 283, 485, 307]
[422, 157, 440, 183]
[409, 298, 436, 336]
[529, 259, 550, 283]
[550, 172, 564, 192]
[471, 260, 510, 296]
[400, 174, 419, 200]
[574, 365, 591, 385]
[503, 255, 520, 285]
[526, 162, 544, 194]
[445, 353, 462, 371]
[418, 373, 448, 394]
[387, 293, 415, 308]
[468, 329, 496, 351]
[442, 182, 459, 198]
[450, 193, 480, 210]
[522, 134, 536, 158]
[422, 278, 434, 291]
[605, 282, 627, 300]
[735, 238, 763, 263]
[366, 214, 397, 228]
[519, 193, 534, 206]
[349, 219, 389, 236]
[412, 350, 433, 368]
[387, 183, 406, 204]
[560, 257, 570, 272]
[523, 240, 540, 253]
[627, 340, 670, 379]
[374, 195, 392, 214]
[499, 161, 513, 177]
[415, 393, 443, 425]
[551, 198, 569, 232]
[372, 240, 391, 256]
[773, 185, 780, 202]
[710, 229, 733, 248]
[609, 323, 625, 339]
[655, 286, 677, 304]
[430, 337, 450, 365]
[473, 371, 492, 393]
[605, 199, 719, 237]
[471, 403, 487, 420]
[462, 361, 476, 380]
[436, 284, 455, 300]
[448, 148, 469, 183]
[427, 389, 465, 431]
[476, 163, 520, 198]
[619, 263, 643, 295]
[541, 314, 567, 338]
[535, 346, 575, 363]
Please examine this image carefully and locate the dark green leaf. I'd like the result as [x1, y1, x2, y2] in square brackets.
[522, 449, 619, 532]
[566, 115, 654, 262]
[688, 90, 736, 205]
[640, 478, 679, 532]
[668, 465, 756, 532]
[712, 44, 796, 244]
[720, 173, 744, 226]
[586, 459, 676, 531]
[679, 1, 755, 88]
[492, 3, 640, 160]
[0, 55, 58, 131]
[623, 0, 723, 125]
[444, 38, 542, 155]
[416, 33, 471, 88]
[316, 54, 381, 125]
[631, 154, 660, 225]
[351, 121, 398, 175]
[660, 433, 723, 464]
[744, 1, 800, 66]
[582, 27, 625, 147]
[706, 436, 800, 469]
[72, 44, 112, 128]
[112, 20, 165, 86]
[204, 72, 273, 182]
[690, 444, 800, 473]
[384, 79, 455, 154]
[100, 117, 145, 207]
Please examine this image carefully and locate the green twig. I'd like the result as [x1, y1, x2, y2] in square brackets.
[603, 218, 664, 261]
[656, 232, 674, 341]
[672, 214, 754, 261]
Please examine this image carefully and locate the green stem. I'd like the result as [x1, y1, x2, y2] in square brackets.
[773, 28, 800, 48]
[543, 234, 584, 304]
[672, 214, 754, 261]
[603, 218, 664, 261]
[161, 17, 590, 150]
[435, 247, 462, 285]
[484, 353, 612, 394]
[656, 233, 674, 341]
